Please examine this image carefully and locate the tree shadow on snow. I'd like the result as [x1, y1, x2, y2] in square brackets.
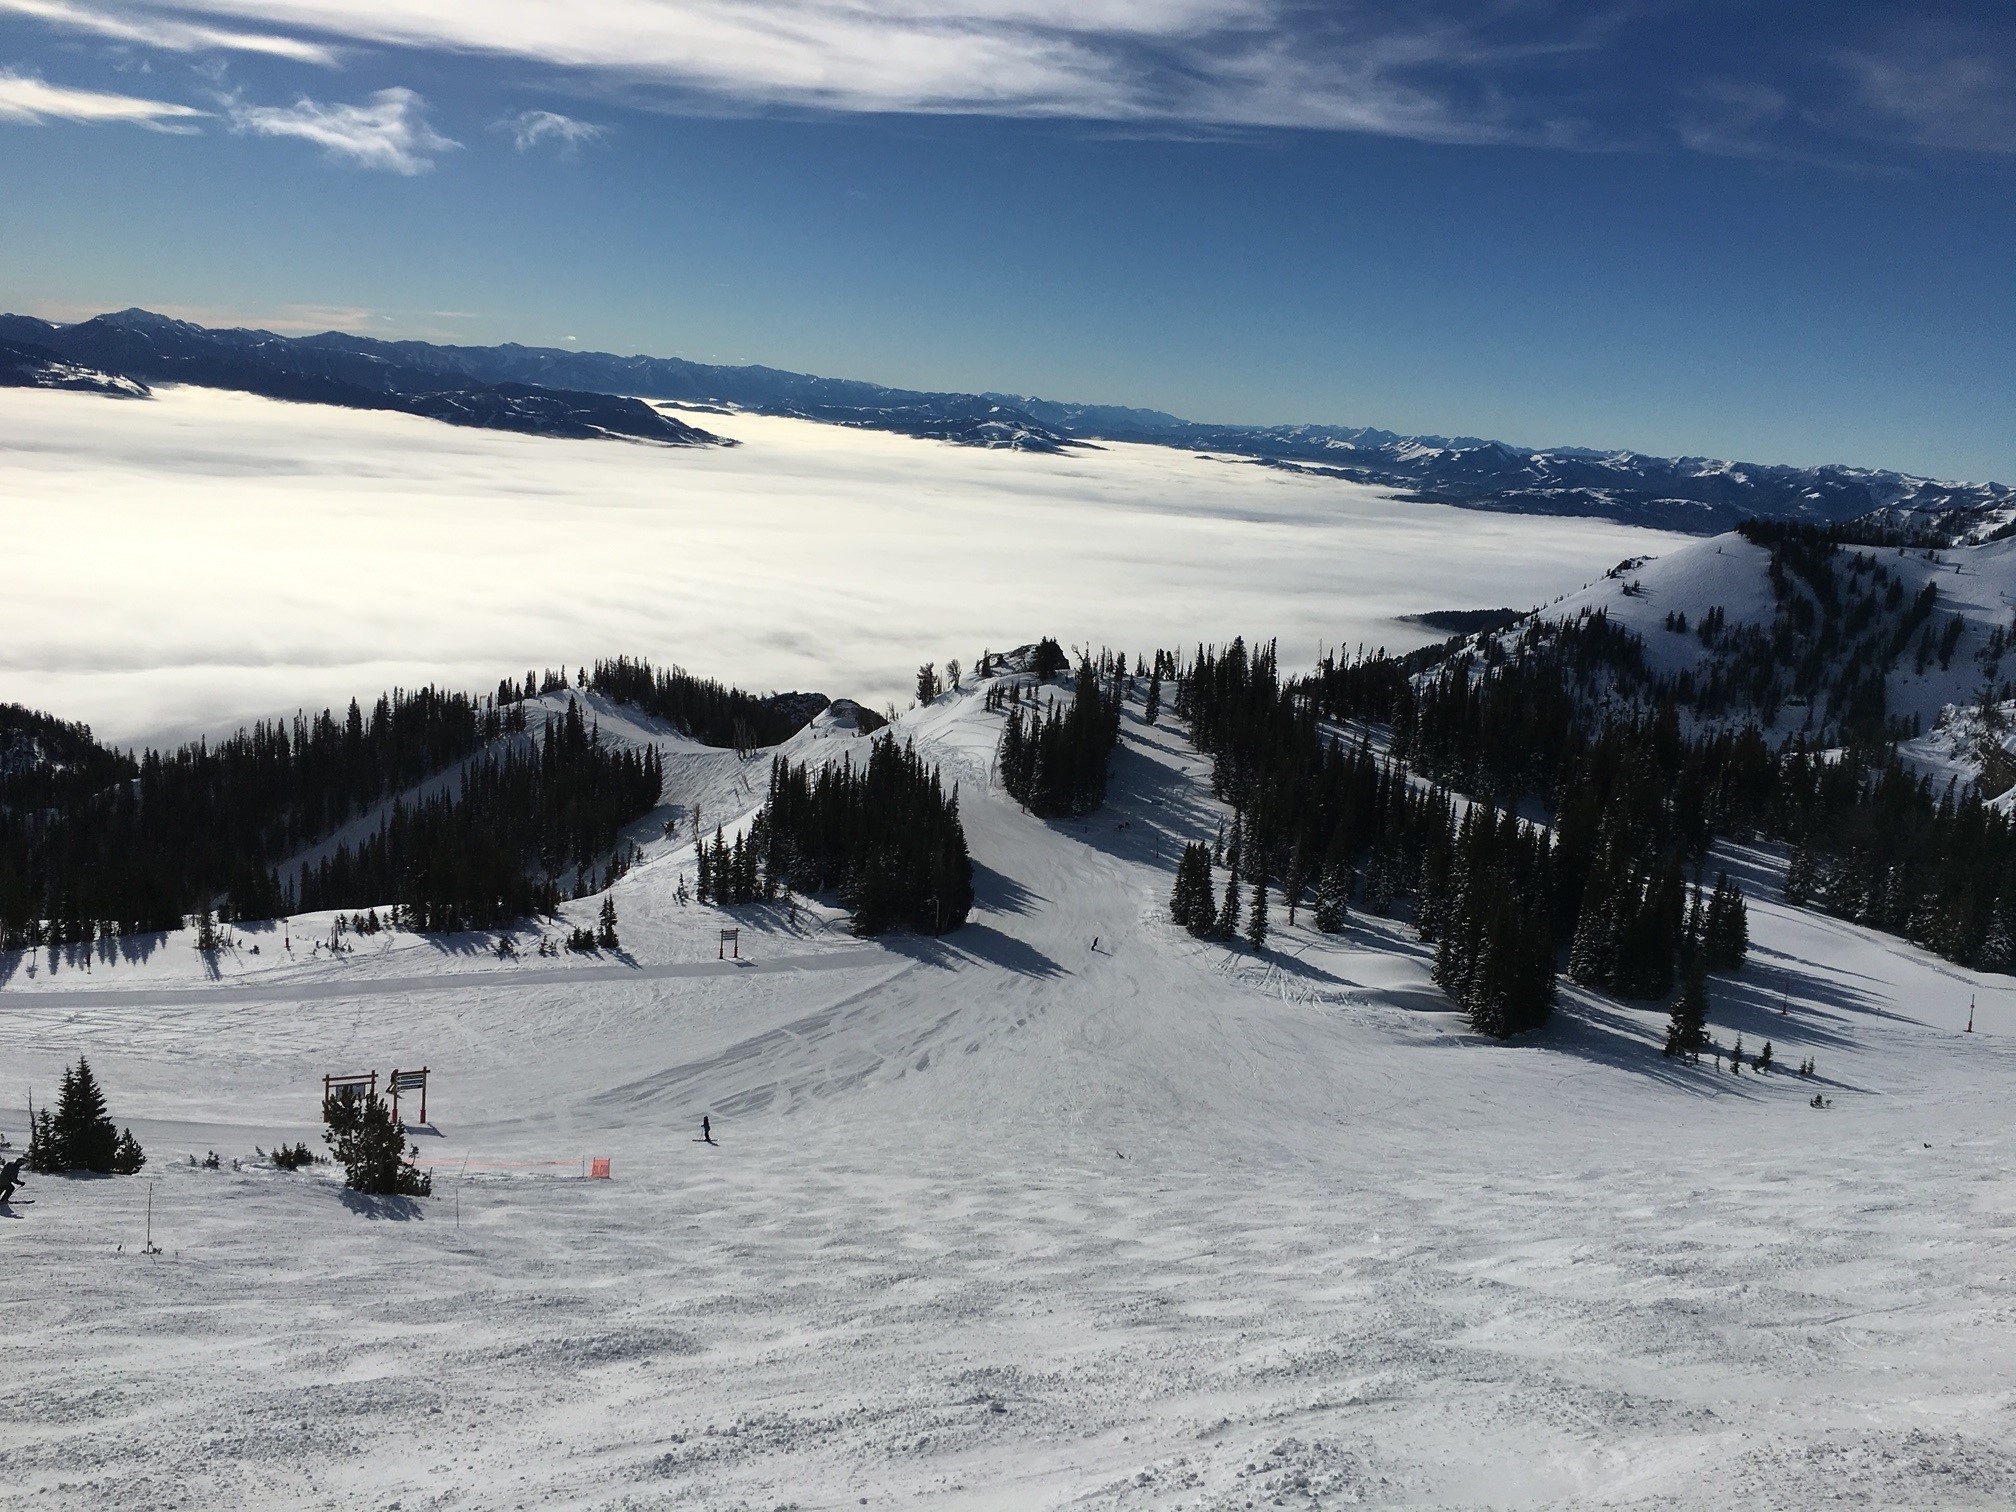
[1712, 968, 1865, 1053]
[339, 1190, 426, 1221]
[971, 860, 1045, 917]
[887, 924, 1065, 980]
[1522, 992, 1769, 1098]
[1044, 731, 1227, 880]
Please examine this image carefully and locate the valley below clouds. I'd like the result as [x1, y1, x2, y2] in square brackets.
[0, 384, 1683, 744]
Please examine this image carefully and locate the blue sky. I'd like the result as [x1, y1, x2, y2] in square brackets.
[1, 1, 2012, 481]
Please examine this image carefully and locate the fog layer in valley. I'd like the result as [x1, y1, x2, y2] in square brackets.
[0, 386, 1685, 745]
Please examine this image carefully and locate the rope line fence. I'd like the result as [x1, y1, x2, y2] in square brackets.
[413, 1155, 613, 1178]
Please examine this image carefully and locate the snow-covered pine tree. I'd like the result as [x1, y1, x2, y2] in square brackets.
[1311, 861, 1351, 932]
[597, 895, 619, 949]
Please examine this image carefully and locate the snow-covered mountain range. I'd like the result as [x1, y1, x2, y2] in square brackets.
[0, 309, 721, 447]
[3, 307, 2007, 535]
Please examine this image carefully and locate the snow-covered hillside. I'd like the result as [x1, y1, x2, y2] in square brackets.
[3, 673, 2011, 1509]
[1474, 529, 2016, 758]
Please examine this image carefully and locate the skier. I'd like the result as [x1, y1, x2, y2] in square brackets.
[701, 1115, 715, 1146]
[0, 1156, 24, 1205]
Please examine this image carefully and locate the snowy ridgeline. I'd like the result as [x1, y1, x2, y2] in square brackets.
[1456, 524, 2016, 786]
[1, 656, 2014, 1509]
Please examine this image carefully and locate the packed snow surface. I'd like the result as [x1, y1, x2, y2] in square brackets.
[3, 681, 2013, 1509]
[0, 384, 1686, 746]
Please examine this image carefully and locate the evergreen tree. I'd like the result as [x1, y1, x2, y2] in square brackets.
[1665, 954, 1709, 1060]
[1219, 867, 1242, 943]
[1169, 842, 1217, 937]
[596, 894, 619, 949]
[1246, 878, 1269, 950]
[112, 1127, 146, 1174]
[1311, 861, 1351, 932]
[323, 1090, 432, 1196]
[1703, 873, 1749, 971]
[53, 1056, 119, 1173]
[1143, 669, 1162, 726]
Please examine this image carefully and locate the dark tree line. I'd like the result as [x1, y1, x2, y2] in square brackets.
[584, 656, 821, 751]
[714, 737, 972, 935]
[1, 686, 514, 943]
[1, 659, 811, 947]
[995, 653, 1124, 818]
[1164, 606, 2016, 1039]
[1164, 635, 1759, 1038]
[297, 698, 662, 931]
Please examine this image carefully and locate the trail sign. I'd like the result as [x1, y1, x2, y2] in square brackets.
[389, 1066, 431, 1126]
[719, 928, 739, 960]
[323, 1071, 377, 1105]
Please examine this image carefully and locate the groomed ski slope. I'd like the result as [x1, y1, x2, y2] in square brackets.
[3, 678, 2014, 1509]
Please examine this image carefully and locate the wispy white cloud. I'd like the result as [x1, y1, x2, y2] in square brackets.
[44, 0, 1564, 144]
[1834, 34, 2016, 156]
[226, 85, 456, 173]
[0, 66, 207, 128]
[0, 0, 338, 65]
[500, 108, 604, 153]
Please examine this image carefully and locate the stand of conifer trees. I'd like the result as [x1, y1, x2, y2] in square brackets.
[298, 698, 661, 931]
[997, 656, 1123, 817]
[586, 656, 815, 751]
[1164, 635, 1761, 1037]
[1, 660, 808, 948]
[1, 687, 510, 942]
[740, 737, 973, 935]
[1427, 804, 1557, 1035]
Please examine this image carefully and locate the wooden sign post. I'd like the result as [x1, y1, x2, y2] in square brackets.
[322, 1071, 377, 1106]
[719, 928, 739, 960]
[389, 1066, 430, 1126]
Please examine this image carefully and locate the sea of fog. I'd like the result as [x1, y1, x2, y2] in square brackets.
[0, 385, 1688, 748]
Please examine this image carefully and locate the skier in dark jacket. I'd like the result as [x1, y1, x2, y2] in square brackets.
[701, 1115, 714, 1145]
[0, 1157, 24, 1204]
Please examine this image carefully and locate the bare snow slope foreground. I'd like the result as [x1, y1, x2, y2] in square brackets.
[0, 383, 1688, 747]
[3, 679, 2014, 1510]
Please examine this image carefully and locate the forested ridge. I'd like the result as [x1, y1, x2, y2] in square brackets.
[0, 659, 821, 946]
